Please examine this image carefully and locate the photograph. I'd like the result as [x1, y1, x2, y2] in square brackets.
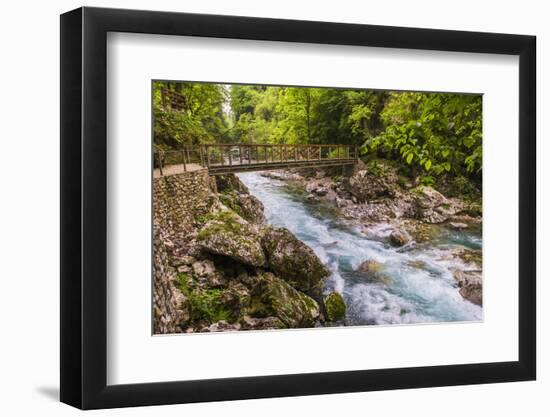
[152, 81, 483, 334]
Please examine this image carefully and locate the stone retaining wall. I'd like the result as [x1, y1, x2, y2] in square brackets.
[152, 169, 217, 333]
[153, 169, 217, 237]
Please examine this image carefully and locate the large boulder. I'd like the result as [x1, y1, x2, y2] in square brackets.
[324, 292, 346, 321]
[355, 259, 393, 286]
[249, 273, 320, 328]
[452, 269, 482, 306]
[216, 174, 267, 224]
[342, 164, 398, 202]
[389, 229, 411, 246]
[411, 186, 464, 224]
[215, 173, 249, 194]
[356, 259, 384, 274]
[197, 210, 267, 267]
[236, 194, 266, 224]
[261, 227, 330, 298]
[219, 191, 266, 224]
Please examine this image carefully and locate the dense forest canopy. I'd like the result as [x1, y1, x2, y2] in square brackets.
[153, 81, 482, 183]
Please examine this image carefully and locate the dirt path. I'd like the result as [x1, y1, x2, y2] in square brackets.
[153, 163, 205, 178]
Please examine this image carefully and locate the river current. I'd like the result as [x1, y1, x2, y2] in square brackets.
[239, 172, 482, 326]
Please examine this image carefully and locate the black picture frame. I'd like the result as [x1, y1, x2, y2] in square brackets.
[60, 6, 536, 410]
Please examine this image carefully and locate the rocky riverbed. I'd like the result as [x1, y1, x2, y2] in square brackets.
[259, 159, 483, 309]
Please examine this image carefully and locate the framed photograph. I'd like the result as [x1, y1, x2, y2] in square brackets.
[60, 6, 536, 409]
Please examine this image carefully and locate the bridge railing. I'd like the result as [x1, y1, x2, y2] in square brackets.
[154, 143, 358, 176]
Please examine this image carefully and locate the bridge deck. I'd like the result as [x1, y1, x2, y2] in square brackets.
[154, 144, 358, 176]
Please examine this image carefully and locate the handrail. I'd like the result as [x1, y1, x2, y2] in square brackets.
[154, 143, 358, 176]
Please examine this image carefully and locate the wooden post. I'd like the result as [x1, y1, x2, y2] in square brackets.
[239, 146, 243, 165]
[318, 146, 321, 160]
[182, 150, 187, 172]
[157, 152, 163, 176]
[229, 146, 232, 166]
[206, 146, 211, 168]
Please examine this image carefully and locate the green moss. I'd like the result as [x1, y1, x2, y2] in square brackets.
[190, 288, 232, 323]
[324, 292, 346, 321]
[219, 192, 243, 215]
[249, 274, 319, 328]
[197, 210, 244, 240]
[177, 272, 192, 294]
[177, 272, 233, 323]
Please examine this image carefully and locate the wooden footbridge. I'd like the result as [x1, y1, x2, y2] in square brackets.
[154, 144, 358, 176]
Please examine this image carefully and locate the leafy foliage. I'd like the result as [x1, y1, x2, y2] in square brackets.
[153, 81, 230, 151]
[153, 81, 482, 183]
[363, 92, 482, 179]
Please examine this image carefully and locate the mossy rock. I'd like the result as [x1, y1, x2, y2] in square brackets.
[177, 278, 234, 324]
[261, 226, 329, 298]
[324, 292, 346, 321]
[197, 210, 267, 267]
[219, 191, 266, 224]
[215, 174, 249, 194]
[356, 260, 384, 274]
[249, 273, 320, 328]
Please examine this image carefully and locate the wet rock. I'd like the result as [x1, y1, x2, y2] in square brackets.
[389, 229, 411, 246]
[306, 194, 320, 203]
[324, 292, 346, 321]
[356, 259, 384, 274]
[313, 186, 329, 196]
[449, 247, 482, 267]
[356, 260, 392, 285]
[449, 222, 468, 230]
[406, 260, 427, 269]
[261, 171, 302, 181]
[198, 210, 267, 267]
[452, 269, 482, 306]
[261, 226, 330, 298]
[250, 273, 320, 328]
